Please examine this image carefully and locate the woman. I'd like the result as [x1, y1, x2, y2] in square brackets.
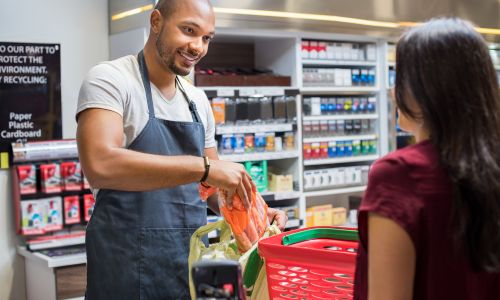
[354, 18, 500, 299]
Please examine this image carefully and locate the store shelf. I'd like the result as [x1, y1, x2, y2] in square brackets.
[300, 87, 378, 94]
[27, 231, 85, 251]
[216, 123, 293, 135]
[303, 113, 378, 121]
[199, 86, 297, 97]
[304, 185, 367, 197]
[302, 59, 377, 67]
[261, 191, 301, 201]
[303, 134, 377, 144]
[18, 246, 86, 268]
[220, 150, 299, 162]
[304, 155, 379, 166]
[284, 218, 302, 229]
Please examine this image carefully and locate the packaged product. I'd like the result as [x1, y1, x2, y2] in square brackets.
[64, 195, 81, 224]
[17, 164, 37, 195]
[60, 161, 82, 191]
[21, 200, 44, 235]
[198, 183, 269, 254]
[44, 196, 63, 231]
[84, 194, 96, 221]
[218, 189, 269, 253]
[40, 163, 62, 193]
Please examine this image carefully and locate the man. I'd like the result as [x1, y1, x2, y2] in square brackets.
[76, 0, 287, 299]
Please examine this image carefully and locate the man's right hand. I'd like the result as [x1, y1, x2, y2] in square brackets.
[205, 159, 255, 209]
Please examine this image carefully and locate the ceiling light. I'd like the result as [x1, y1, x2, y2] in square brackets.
[111, 4, 154, 21]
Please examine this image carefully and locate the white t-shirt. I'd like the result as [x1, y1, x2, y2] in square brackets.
[76, 55, 216, 149]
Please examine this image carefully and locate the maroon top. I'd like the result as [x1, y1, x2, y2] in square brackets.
[354, 140, 500, 299]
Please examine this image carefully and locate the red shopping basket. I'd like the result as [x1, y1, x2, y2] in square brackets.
[258, 226, 358, 300]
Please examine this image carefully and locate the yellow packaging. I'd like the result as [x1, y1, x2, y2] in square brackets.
[313, 205, 333, 226]
[211, 98, 225, 125]
[332, 207, 347, 226]
[268, 173, 293, 192]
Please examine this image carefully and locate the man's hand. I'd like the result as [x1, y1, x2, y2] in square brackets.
[205, 159, 254, 209]
[267, 207, 288, 231]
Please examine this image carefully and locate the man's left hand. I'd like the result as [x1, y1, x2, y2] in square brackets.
[267, 208, 288, 231]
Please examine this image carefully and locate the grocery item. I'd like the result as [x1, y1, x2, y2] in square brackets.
[44, 197, 63, 231]
[60, 161, 82, 191]
[218, 189, 269, 253]
[84, 194, 96, 221]
[17, 164, 37, 195]
[21, 200, 44, 234]
[64, 195, 81, 224]
[40, 163, 62, 193]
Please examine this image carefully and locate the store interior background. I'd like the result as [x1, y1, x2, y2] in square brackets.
[0, 0, 498, 299]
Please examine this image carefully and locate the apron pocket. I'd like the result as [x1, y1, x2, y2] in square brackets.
[139, 228, 195, 300]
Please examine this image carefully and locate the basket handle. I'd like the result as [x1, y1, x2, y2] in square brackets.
[282, 228, 358, 246]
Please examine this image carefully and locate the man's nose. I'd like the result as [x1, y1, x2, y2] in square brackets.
[189, 38, 203, 55]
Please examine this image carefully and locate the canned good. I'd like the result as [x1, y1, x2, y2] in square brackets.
[244, 134, 254, 153]
[265, 132, 275, 152]
[254, 133, 266, 152]
[328, 141, 337, 157]
[352, 140, 361, 156]
[221, 134, 234, 154]
[311, 143, 321, 159]
[337, 141, 345, 157]
[234, 134, 245, 153]
[311, 121, 320, 136]
[344, 140, 353, 156]
[336, 120, 345, 135]
[320, 142, 329, 158]
[303, 121, 312, 137]
[328, 120, 337, 135]
[284, 132, 295, 150]
[303, 143, 312, 160]
[360, 140, 369, 155]
[320, 120, 328, 135]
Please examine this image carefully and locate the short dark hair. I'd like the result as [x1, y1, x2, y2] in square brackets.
[155, 0, 212, 19]
[154, 0, 181, 19]
[396, 17, 500, 272]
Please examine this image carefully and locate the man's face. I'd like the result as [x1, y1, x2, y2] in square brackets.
[155, 0, 215, 76]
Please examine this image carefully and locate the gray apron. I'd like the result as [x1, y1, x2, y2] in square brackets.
[85, 50, 207, 300]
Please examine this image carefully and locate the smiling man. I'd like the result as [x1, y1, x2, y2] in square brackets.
[76, 0, 287, 299]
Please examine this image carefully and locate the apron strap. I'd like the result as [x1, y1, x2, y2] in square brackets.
[176, 77, 202, 123]
[137, 50, 155, 119]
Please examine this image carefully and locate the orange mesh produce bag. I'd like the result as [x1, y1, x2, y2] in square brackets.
[199, 184, 269, 253]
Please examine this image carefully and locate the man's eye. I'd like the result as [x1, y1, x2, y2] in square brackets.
[203, 36, 212, 42]
[184, 27, 194, 34]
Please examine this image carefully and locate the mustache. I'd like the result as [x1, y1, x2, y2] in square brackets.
[180, 49, 200, 59]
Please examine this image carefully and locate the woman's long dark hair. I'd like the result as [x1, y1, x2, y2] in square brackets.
[395, 17, 500, 272]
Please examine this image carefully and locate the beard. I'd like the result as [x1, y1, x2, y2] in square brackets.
[155, 29, 192, 76]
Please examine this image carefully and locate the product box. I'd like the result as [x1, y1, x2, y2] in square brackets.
[268, 173, 293, 192]
[17, 164, 37, 195]
[60, 161, 82, 191]
[318, 42, 327, 59]
[309, 41, 318, 59]
[84, 194, 96, 222]
[21, 200, 45, 235]
[332, 207, 347, 226]
[64, 195, 81, 224]
[44, 197, 63, 231]
[306, 204, 333, 227]
[211, 97, 226, 125]
[301, 40, 310, 59]
[245, 160, 268, 193]
[40, 163, 62, 193]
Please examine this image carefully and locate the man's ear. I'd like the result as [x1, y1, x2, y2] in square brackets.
[150, 9, 163, 35]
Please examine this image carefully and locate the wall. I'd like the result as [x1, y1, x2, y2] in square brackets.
[0, 1, 109, 299]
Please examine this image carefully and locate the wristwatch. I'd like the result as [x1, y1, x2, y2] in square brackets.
[200, 156, 210, 183]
